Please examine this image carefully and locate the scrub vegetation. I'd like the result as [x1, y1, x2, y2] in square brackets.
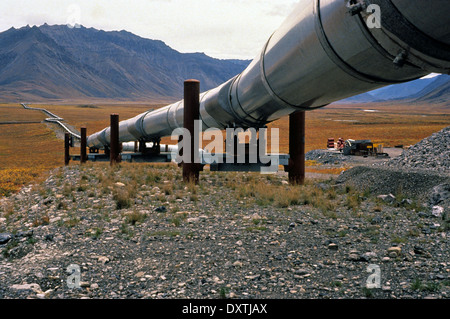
[0, 102, 448, 198]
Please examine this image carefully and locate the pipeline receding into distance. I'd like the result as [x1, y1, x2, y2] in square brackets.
[87, 0, 450, 150]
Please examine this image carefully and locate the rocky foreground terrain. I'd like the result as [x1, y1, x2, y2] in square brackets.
[0, 129, 449, 300]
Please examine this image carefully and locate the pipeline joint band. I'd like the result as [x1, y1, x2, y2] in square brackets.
[314, 0, 396, 84]
[259, 34, 307, 111]
[227, 74, 262, 127]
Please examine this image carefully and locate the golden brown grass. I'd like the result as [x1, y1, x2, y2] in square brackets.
[0, 104, 46, 122]
[304, 160, 350, 175]
[231, 176, 340, 212]
[0, 101, 448, 197]
[0, 104, 62, 196]
[36, 102, 450, 154]
[25, 101, 449, 154]
[269, 103, 449, 153]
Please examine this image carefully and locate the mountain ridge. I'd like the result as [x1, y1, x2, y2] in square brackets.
[0, 24, 448, 105]
[0, 24, 251, 102]
[338, 74, 450, 105]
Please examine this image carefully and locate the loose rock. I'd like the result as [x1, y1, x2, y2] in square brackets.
[432, 206, 444, 218]
[387, 247, 402, 257]
[0, 233, 12, 245]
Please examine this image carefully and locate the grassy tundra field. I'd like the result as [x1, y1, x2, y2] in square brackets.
[0, 102, 448, 197]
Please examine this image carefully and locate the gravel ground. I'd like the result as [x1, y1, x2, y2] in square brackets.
[0, 162, 448, 300]
[337, 166, 449, 206]
[305, 149, 350, 165]
[0, 128, 449, 300]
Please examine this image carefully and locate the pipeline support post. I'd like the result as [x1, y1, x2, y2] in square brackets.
[183, 79, 201, 184]
[289, 111, 306, 185]
[110, 114, 121, 166]
[64, 132, 70, 166]
[80, 127, 87, 164]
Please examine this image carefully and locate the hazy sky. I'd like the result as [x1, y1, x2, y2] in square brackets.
[0, 0, 298, 59]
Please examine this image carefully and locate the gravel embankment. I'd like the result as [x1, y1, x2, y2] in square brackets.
[337, 166, 449, 206]
[375, 126, 449, 174]
[338, 126, 450, 209]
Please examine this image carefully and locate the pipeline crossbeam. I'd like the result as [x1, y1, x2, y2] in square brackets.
[87, 0, 450, 150]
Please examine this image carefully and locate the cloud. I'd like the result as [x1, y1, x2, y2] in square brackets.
[264, 1, 298, 17]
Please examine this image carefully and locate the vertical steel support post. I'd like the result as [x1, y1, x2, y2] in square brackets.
[80, 127, 87, 164]
[183, 80, 201, 184]
[289, 111, 306, 185]
[110, 114, 120, 166]
[64, 132, 70, 166]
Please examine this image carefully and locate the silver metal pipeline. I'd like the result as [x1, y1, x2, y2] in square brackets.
[87, 0, 450, 149]
[22, 103, 81, 139]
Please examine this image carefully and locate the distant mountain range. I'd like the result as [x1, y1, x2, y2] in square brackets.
[338, 74, 450, 105]
[0, 24, 250, 102]
[0, 24, 448, 105]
